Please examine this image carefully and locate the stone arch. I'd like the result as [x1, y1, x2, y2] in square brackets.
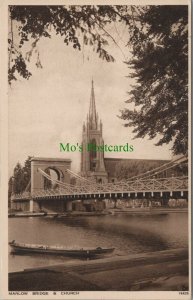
[31, 157, 71, 193]
[44, 166, 65, 190]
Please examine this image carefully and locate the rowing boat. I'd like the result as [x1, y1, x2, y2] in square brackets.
[9, 240, 115, 257]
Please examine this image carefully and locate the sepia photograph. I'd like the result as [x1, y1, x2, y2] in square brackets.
[0, 1, 191, 299]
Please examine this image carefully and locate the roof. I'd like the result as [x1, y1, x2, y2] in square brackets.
[104, 157, 170, 178]
[31, 157, 71, 162]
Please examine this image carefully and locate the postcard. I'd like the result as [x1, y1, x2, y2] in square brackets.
[0, 0, 191, 299]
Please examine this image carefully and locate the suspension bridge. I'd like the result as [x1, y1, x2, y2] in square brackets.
[10, 155, 188, 212]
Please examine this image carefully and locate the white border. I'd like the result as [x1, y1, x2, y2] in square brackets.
[0, 0, 191, 299]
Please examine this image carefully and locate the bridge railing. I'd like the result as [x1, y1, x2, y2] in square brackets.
[11, 191, 31, 201]
[32, 176, 188, 198]
[11, 176, 188, 200]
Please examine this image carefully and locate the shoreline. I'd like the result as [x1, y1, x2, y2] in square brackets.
[8, 207, 188, 218]
[9, 248, 188, 291]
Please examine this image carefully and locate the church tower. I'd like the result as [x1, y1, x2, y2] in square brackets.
[81, 80, 108, 183]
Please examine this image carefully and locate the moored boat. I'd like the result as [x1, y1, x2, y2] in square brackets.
[9, 240, 115, 257]
[8, 212, 47, 218]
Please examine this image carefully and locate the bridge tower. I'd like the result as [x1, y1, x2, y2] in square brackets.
[30, 157, 71, 212]
[81, 80, 108, 183]
[31, 157, 71, 193]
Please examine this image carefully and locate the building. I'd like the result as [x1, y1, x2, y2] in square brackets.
[80, 81, 170, 182]
[81, 80, 108, 183]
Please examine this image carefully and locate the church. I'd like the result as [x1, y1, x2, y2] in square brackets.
[80, 81, 170, 183]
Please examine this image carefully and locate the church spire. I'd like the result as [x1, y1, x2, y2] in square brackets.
[89, 79, 97, 130]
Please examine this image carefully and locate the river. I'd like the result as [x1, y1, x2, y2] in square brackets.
[9, 212, 188, 272]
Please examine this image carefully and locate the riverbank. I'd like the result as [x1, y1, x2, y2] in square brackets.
[8, 207, 188, 218]
[9, 248, 188, 291]
[110, 207, 188, 214]
[8, 211, 111, 218]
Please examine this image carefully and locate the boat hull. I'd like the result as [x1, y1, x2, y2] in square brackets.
[9, 242, 114, 257]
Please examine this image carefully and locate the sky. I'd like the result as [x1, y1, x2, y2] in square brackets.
[8, 19, 172, 175]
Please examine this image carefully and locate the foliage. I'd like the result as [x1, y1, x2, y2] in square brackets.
[120, 5, 188, 155]
[8, 5, 188, 155]
[8, 177, 13, 206]
[9, 156, 32, 195]
[8, 5, 131, 84]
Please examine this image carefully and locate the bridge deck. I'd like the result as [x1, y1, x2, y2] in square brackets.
[11, 176, 188, 201]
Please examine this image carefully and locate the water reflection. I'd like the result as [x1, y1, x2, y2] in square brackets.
[9, 213, 188, 272]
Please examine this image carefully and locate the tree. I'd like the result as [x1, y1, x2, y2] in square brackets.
[8, 5, 130, 84]
[8, 177, 13, 207]
[22, 156, 32, 190]
[12, 162, 24, 194]
[8, 5, 188, 155]
[10, 156, 32, 194]
[120, 5, 188, 155]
